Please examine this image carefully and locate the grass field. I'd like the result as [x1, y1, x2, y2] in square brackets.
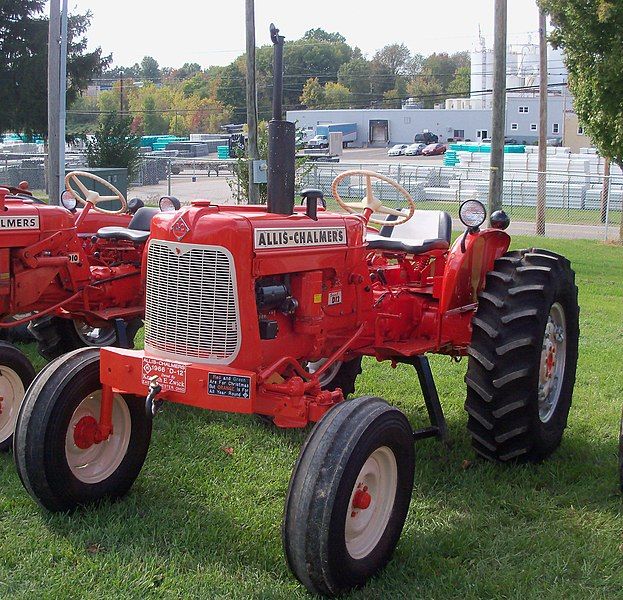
[1, 236, 622, 599]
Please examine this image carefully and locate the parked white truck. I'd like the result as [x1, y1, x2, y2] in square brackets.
[306, 123, 357, 148]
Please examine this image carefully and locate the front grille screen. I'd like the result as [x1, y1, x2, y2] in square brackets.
[144, 241, 240, 363]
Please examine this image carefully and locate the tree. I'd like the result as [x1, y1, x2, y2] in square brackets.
[302, 29, 347, 44]
[323, 82, 351, 108]
[338, 58, 373, 97]
[0, 1, 110, 135]
[86, 112, 141, 178]
[423, 52, 469, 91]
[140, 56, 160, 81]
[447, 65, 471, 97]
[174, 62, 202, 80]
[373, 43, 412, 77]
[407, 71, 443, 108]
[66, 94, 99, 135]
[300, 78, 325, 108]
[540, 0, 623, 167]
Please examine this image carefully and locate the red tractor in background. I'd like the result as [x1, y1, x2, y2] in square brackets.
[14, 26, 580, 597]
[0, 171, 174, 451]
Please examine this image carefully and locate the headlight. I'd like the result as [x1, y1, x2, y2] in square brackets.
[459, 199, 487, 228]
[159, 196, 181, 212]
[61, 190, 78, 211]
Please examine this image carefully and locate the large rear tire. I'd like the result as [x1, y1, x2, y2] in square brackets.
[465, 249, 579, 463]
[13, 347, 151, 512]
[0, 342, 35, 452]
[283, 396, 415, 596]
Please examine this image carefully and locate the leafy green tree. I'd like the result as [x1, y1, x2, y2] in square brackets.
[323, 82, 351, 108]
[338, 58, 373, 97]
[407, 70, 443, 108]
[216, 60, 246, 122]
[299, 78, 326, 108]
[540, 0, 623, 167]
[86, 112, 141, 178]
[174, 62, 202, 80]
[302, 29, 347, 44]
[373, 43, 412, 77]
[0, 1, 110, 135]
[447, 65, 471, 97]
[283, 34, 353, 106]
[140, 56, 160, 81]
[140, 95, 169, 135]
[66, 94, 99, 135]
[423, 52, 469, 91]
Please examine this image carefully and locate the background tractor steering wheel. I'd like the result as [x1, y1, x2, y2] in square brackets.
[331, 169, 415, 226]
[64, 171, 128, 215]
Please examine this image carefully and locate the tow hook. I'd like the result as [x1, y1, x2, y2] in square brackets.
[145, 376, 163, 418]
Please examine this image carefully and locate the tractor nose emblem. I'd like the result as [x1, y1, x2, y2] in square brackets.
[172, 216, 190, 241]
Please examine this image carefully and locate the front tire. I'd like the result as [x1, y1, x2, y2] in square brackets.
[0, 342, 35, 452]
[14, 348, 152, 512]
[283, 396, 415, 596]
[465, 249, 579, 462]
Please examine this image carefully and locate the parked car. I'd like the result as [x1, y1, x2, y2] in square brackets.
[421, 143, 447, 156]
[387, 144, 409, 156]
[306, 135, 329, 149]
[404, 143, 427, 156]
[414, 132, 439, 144]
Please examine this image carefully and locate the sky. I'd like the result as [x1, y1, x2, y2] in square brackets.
[49, 0, 543, 69]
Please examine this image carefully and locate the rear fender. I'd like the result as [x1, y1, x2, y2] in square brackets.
[439, 229, 510, 314]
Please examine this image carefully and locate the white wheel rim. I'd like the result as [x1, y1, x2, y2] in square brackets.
[65, 392, 131, 484]
[0, 366, 25, 444]
[345, 446, 398, 560]
[73, 320, 117, 347]
[307, 359, 343, 388]
[538, 302, 567, 423]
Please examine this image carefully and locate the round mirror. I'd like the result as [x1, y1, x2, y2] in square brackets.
[459, 199, 487, 228]
[159, 196, 181, 212]
[61, 190, 78, 212]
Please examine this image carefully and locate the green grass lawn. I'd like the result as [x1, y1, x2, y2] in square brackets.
[1, 237, 622, 599]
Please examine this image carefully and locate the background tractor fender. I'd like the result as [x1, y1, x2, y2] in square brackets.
[439, 229, 510, 314]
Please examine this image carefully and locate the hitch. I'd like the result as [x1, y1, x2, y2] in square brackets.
[145, 376, 163, 418]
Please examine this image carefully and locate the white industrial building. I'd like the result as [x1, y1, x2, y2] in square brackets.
[287, 39, 570, 147]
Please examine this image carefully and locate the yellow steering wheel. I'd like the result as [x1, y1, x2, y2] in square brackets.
[331, 169, 415, 226]
[64, 171, 128, 215]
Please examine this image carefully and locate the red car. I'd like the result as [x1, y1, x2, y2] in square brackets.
[422, 142, 447, 156]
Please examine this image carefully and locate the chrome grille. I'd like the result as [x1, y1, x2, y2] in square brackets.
[144, 240, 240, 363]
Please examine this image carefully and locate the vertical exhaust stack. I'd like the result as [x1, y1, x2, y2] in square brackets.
[267, 23, 296, 215]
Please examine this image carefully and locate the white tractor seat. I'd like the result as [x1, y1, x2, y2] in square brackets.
[367, 209, 452, 254]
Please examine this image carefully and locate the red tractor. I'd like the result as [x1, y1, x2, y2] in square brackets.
[0, 171, 172, 451]
[14, 26, 579, 597]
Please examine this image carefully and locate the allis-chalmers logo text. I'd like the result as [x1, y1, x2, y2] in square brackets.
[0, 215, 39, 230]
[254, 227, 347, 249]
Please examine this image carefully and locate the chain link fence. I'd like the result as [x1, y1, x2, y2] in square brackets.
[297, 162, 622, 241]
[1, 152, 621, 241]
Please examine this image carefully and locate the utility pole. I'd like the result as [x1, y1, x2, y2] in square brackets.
[487, 0, 507, 217]
[245, 0, 260, 203]
[47, 0, 65, 204]
[536, 8, 548, 235]
[119, 70, 124, 114]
